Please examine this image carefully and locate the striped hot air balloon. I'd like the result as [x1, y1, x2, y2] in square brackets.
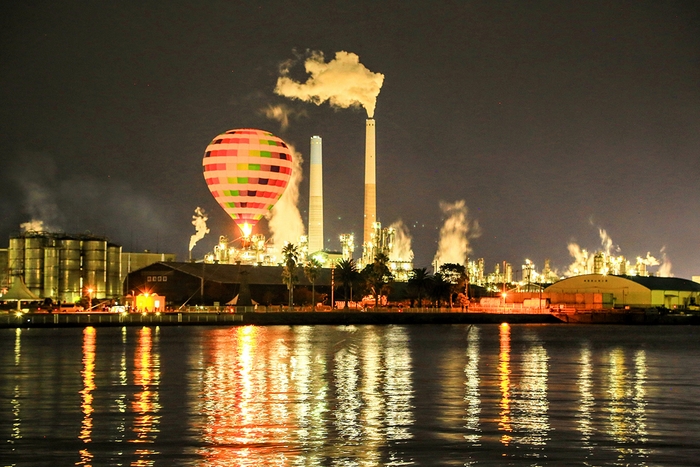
[203, 129, 293, 237]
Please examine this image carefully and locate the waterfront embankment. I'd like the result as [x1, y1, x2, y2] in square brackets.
[0, 310, 561, 328]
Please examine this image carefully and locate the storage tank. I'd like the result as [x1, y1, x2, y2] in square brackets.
[8, 236, 25, 277]
[43, 246, 60, 300]
[106, 244, 122, 298]
[24, 235, 45, 296]
[83, 238, 107, 298]
[59, 238, 82, 303]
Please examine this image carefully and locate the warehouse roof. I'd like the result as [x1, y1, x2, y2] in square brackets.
[622, 275, 700, 292]
[137, 261, 332, 286]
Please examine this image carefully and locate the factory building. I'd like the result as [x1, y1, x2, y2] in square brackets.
[125, 261, 333, 306]
[5, 231, 123, 303]
[1, 232, 177, 304]
[544, 274, 700, 309]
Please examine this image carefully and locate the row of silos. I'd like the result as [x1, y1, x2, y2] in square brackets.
[7, 232, 122, 302]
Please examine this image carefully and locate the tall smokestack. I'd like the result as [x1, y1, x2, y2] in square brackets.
[308, 135, 324, 253]
[364, 118, 376, 246]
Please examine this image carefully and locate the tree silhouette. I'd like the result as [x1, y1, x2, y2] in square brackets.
[438, 263, 468, 308]
[408, 267, 432, 308]
[362, 253, 393, 310]
[282, 243, 299, 309]
[335, 258, 359, 309]
[304, 257, 322, 310]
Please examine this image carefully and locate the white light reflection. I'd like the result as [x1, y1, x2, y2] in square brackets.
[512, 331, 550, 452]
[384, 327, 415, 442]
[577, 345, 594, 452]
[10, 328, 22, 444]
[334, 343, 361, 442]
[291, 326, 329, 464]
[463, 326, 481, 444]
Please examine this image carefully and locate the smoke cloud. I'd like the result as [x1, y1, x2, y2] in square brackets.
[433, 200, 480, 268]
[275, 51, 385, 118]
[267, 144, 305, 247]
[261, 103, 307, 131]
[658, 246, 673, 277]
[20, 220, 47, 232]
[565, 242, 593, 276]
[564, 225, 673, 277]
[388, 220, 414, 262]
[189, 207, 210, 252]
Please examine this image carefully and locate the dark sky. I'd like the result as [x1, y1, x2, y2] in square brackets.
[1, 0, 699, 278]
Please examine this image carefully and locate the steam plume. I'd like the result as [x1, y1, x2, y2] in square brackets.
[20, 220, 46, 232]
[275, 51, 384, 118]
[565, 242, 592, 276]
[598, 228, 618, 256]
[267, 144, 305, 247]
[433, 200, 480, 268]
[388, 220, 414, 262]
[261, 103, 307, 131]
[189, 207, 210, 252]
[658, 246, 673, 277]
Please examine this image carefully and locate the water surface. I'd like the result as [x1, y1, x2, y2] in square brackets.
[1, 324, 699, 466]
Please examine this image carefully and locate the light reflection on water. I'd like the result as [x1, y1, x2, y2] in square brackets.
[1, 324, 700, 466]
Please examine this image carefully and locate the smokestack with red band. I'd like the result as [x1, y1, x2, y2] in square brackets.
[364, 118, 376, 246]
[308, 135, 324, 253]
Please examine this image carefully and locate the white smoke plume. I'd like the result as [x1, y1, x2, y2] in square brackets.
[261, 103, 307, 131]
[658, 246, 673, 277]
[267, 144, 305, 247]
[565, 242, 593, 276]
[598, 228, 619, 256]
[638, 252, 660, 267]
[189, 207, 210, 252]
[433, 200, 480, 268]
[20, 219, 46, 232]
[275, 50, 385, 118]
[388, 220, 414, 262]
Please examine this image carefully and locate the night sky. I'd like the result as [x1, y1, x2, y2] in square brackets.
[1, 1, 699, 278]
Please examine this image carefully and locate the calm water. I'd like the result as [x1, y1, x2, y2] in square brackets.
[1, 324, 700, 466]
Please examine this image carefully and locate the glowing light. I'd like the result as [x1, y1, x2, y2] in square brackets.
[241, 222, 253, 238]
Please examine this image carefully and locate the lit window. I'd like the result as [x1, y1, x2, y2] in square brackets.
[163, 276, 167, 282]
[147, 276, 152, 282]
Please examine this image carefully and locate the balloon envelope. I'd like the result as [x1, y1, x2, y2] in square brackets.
[203, 129, 293, 234]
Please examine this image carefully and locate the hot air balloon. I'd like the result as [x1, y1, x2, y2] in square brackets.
[203, 129, 293, 237]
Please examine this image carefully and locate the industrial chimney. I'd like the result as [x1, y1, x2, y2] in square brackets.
[308, 135, 324, 253]
[363, 119, 376, 246]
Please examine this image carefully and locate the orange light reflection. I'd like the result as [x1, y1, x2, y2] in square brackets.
[498, 323, 512, 446]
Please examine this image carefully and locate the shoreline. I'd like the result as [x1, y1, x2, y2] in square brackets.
[1, 310, 698, 328]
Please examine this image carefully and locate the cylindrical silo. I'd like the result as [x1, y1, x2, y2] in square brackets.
[83, 238, 107, 298]
[24, 235, 45, 296]
[8, 236, 25, 277]
[106, 244, 122, 298]
[43, 246, 59, 300]
[59, 237, 82, 303]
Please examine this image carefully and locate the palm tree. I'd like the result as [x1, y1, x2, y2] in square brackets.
[362, 253, 393, 310]
[282, 243, 299, 310]
[430, 272, 450, 309]
[335, 258, 358, 309]
[438, 263, 467, 309]
[408, 267, 432, 308]
[304, 258, 322, 310]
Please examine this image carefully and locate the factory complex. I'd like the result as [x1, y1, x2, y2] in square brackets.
[1, 118, 698, 317]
